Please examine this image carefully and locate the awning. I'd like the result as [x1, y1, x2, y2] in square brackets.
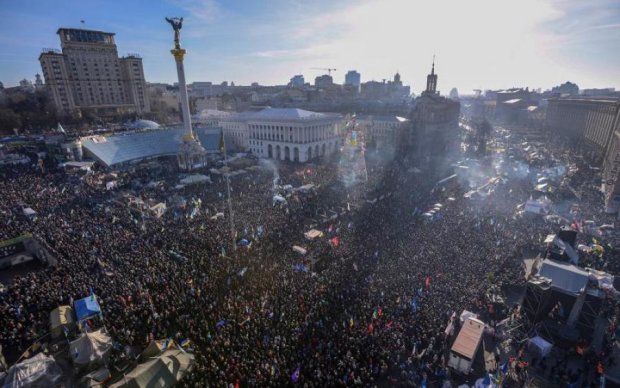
[74, 295, 102, 322]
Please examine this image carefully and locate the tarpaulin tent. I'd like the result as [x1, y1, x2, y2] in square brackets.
[69, 329, 112, 366]
[50, 305, 75, 338]
[528, 336, 552, 358]
[74, 295, 101, 323]
[110, 350, 194, 388]
[538, 259, 589, 295]
[2, 353, 63, 388]
[180, 174, 211, 185]
[140, 339, 177, 361]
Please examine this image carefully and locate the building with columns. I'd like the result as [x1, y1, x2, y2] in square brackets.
[39, 28, 149, 117]
[223, 108, 343, 162]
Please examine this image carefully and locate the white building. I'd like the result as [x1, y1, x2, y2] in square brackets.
[222, 108, 343, 162]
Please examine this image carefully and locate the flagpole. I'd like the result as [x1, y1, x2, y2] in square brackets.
[222, 132, 236, 252]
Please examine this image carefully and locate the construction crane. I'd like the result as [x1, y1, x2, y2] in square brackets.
[310, 67, 337, 76]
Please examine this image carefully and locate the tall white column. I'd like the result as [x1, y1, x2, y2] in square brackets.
[173, 52, 192, 135]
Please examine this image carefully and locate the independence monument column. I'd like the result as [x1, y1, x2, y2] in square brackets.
[166, 17, 206, 171]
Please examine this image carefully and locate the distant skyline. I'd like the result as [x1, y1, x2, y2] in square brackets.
[1, 0, 619, 94]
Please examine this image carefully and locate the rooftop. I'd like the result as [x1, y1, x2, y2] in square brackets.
[451, 317, 485, 360]
[82, 128, 228, 167]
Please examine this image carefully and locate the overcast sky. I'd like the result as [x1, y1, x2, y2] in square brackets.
[1, 0, 619, 94]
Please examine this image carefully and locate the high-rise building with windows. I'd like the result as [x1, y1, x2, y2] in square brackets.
[39, 28, 150, 117]
[344, 70, 361, 87]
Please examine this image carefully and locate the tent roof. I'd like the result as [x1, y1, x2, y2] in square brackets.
[451, 318, 485, 360]
[69, 329, 112, 365]
[74, 295, 101, 321]
[538, 259, 589, 295]
[50, 305, 74, 329]
[110, 349, 194, 388]
[3, 353, 63, 387]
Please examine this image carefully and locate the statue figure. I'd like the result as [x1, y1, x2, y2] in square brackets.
[165, 17, 184, 49]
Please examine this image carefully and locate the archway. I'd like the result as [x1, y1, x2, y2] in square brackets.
[275, 145, 281, 160]
[294, 147, 299, 162]
[284, 146, 290, 161]
[268, 144, 273, 158]
[315, 145, 320, 158]
[307, 146, 312, 161]
[321, 143, 326, 156]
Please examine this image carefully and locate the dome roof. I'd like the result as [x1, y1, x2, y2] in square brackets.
[128, 119, 160, 130]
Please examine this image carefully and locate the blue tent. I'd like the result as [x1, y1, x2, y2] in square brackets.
[74, 296, 101, 322]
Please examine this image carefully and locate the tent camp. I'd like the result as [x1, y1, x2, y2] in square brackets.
[110, 350, 194, 388]
[69, 329, 112, 366]
[2, 353, 63, 388]
[74, 295, 102, 324]
[50, 305, 75, 338]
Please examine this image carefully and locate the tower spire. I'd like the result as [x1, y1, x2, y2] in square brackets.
[424, 55, 438, 95]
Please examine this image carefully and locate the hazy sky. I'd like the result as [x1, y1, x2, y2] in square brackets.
[1, 0, 619, 94]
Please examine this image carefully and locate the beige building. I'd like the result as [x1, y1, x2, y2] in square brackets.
[39, 28, 150, 117]
[356, 115, 409, 149]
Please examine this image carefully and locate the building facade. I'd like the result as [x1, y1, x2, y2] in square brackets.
[39, 28, 150, 117]
[223, 108, 343, 162]
[356, 115, 409, 149]
[602, 124, 620, 213]
[546, 98, 620, 157]
[405, 61, 461, 156]
[289, 75, 305, 87]
[345, 71, 361, 88]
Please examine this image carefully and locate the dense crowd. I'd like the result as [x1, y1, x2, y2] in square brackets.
[0, 129, 619, 387]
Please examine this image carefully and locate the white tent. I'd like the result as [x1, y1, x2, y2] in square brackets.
[180, 174, 211, 185]
[2, 353, 63, 388]
[304, 229, 323, 240]
[528, 336, 552, 357]
[210, 212, 224, 221]
[22, 208, 36, 217]
[110, 350, 194, 388]
[292, 245, 307, 255]
[459, 310, 477, 323]
[273, 195, 287, 205]
[50, 305, 74, 338]
[69, 329, 112, 366]
[149, 203, 167, 219]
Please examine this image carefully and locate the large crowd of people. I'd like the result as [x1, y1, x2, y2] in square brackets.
[1, 127, 619, 387]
